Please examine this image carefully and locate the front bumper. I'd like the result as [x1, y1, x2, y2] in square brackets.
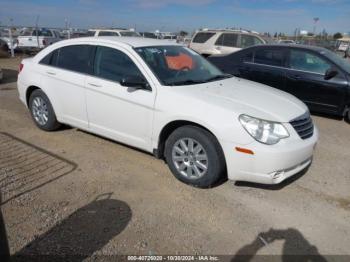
[221, 125, 318, 184]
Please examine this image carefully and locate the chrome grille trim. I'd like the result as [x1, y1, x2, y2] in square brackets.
[290, 112, 314, 140]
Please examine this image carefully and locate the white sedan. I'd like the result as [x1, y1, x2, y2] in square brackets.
[17, 37, 318, 187]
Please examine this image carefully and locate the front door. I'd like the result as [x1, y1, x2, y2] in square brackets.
[285, 49, 347, 114]
[85, 45, 156, 151]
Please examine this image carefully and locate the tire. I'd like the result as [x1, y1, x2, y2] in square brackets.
[164, 125, 226, 188]
[345, 108, 350, 123]
[29, 89, 61, 131]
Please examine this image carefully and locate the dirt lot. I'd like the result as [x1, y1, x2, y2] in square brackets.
[0, 56, 350, 260]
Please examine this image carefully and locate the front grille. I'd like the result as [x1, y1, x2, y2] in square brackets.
[290, 113, 314, 140]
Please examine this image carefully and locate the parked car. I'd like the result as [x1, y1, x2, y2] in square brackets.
[209, 44, 350, 121]
[17, 37, 318, 187]
[17, 28, 61, 50]
[345, 46, 350, 58]
[87, 29, 141, 37]
[0, 28, 18, 52]
[0, 39, 9, 57]
[189, 29, 266, 56]
[278, 39, 295, 44]
[335, 37, 350, 52]
[140, 32, 158, 39]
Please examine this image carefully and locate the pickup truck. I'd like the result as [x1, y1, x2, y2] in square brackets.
[17, 28, 61, 51]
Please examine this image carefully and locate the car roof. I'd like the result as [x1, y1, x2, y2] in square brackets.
[61, 36, 180, 48]
[89, 29, 130, 32]
[253, 44, 326, 52]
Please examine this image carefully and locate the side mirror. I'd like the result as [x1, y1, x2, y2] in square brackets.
[120, 75, 150, 90]
[324, 68, 338, 80]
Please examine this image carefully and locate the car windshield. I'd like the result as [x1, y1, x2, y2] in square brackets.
[321, 49, 350, 73]
[135, 46, 232, 86]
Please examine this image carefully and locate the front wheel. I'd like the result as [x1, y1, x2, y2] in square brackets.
[165, 125, 226, 188]
[29, 89, 61, 131]
[345, 108, 350, 123]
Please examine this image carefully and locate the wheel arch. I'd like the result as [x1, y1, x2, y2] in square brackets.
[26, 85, 41, 107]
[155, 120, 224, 160]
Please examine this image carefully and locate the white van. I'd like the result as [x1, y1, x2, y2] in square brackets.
[189, 29, 266, 56]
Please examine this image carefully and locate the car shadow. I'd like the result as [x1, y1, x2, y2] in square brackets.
[8, 193, 132, 261]
[0, 69, 18, 85]
[234, 165, 310, 191]
[76, 129, 155, 157]
[0, 194, 10, 261]
[0, 132, 77, 206]
[231, 228, 327, 262]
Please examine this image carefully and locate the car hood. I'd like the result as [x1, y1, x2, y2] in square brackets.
[170, 77, 308, 123]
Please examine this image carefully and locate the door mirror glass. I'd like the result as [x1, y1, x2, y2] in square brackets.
[324, 68, 338, 80]
[120, 75, 149, 89]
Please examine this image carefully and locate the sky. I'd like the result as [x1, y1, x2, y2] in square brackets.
[0, 0, 349, 34]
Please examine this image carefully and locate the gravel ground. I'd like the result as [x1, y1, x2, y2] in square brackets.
[0, 56, 350, 260]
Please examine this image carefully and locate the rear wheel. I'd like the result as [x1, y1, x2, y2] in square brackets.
[29, 89, 61, 131]
[164, 125, 226, 188]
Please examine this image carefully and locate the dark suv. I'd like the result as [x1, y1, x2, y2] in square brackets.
[209, 44, 350, 121]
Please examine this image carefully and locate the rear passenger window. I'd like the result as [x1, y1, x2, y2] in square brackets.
[39, 49, 59, 66]
[215, 33, 238, 47]
[192, 32, 215, 43]
[94, 46, 143, 83]
[254, 49, 285, 67]
[56, 45, 94, 74]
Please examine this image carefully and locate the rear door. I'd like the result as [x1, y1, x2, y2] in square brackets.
[285, 48, 347, 114]
[243, 47, 288, 90]
[39, 44, 94, 128]
[214, 33, 240, 55]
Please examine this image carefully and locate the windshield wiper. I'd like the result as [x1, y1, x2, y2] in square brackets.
[167, 79, 206, 86]
[205, 74, 233, 82]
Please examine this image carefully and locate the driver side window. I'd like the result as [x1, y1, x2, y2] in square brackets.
[289, 50, 331, 75]
[94, 46, 143, 83]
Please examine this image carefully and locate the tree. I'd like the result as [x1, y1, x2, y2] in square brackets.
[333, 32, 343, 39]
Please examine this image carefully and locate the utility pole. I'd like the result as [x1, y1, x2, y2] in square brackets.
[65, 18, 70, 39]
[35, 15, 40, 48]
[8, 18, 14, 58]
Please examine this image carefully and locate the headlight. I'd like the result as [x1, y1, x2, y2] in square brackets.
[239, 114, 289, 145]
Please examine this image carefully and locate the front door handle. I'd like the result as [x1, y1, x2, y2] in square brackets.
[46, 71, 56, 75]
[287, 74, 302, 80]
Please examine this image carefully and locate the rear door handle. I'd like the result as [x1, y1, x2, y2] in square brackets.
[46, 71, 56, 75]
[88, 83, 101, 87]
